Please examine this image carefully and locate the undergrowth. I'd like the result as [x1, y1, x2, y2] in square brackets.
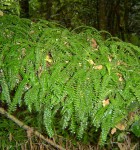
[0, 15, 140, 146]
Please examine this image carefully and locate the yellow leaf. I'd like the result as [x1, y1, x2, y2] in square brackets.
[45, 55, 52, 63]
[87, 59, 95, 65]
[108, 55, 112, 62]
[102, 99, 110, 107]
[0, 10, 3, 16]
[119, 76, 123, 82]
[94, 65, 103, 70]
[116, 123, 125, 131]
[79, 62, 82, 66]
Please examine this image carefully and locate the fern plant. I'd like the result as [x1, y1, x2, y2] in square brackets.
[0, 15, 140, 145]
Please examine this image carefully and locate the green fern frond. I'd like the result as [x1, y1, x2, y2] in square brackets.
[9, 78, 28, 112]
[0, 71, 11, 103]
[44, 108, 54, 137]
[100, 112, 112, 144]
[0, 15, 140, 145]
[24, 83, 40, 112]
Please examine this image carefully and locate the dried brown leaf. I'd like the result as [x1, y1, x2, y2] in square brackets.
[117, 73, 123, 82]
[91, 38, 98, 48]
[111, 128, 117, 135]
[102, 99, 110, 107]
[87, 59, 95, 65]
[116, 123, 125, 131]
[94, 65, 103, 70]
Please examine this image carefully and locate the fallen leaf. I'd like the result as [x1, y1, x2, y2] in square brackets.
[117, 73, 123, 82]
[87, 59, 95, 65]
[117, 61, 128, 66]
[108, 55, 112, 62]
[119, 76, 123, 82]
[116, 123, 125, 131]
[102, 99, 110, 107]
[128, 112, 135, 122]
[116, 73, 122, 77]
[111, 128, 117, 135]
[91, 38, 98, 48]
[94, 65, 103, 70]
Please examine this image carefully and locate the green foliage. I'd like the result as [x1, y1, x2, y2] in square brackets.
[125, 33, 140, 47]
[0, 111, 46, 149]
[0, 0, 20, 16]
[0, 116, 26, 149]
[131, 119, 140, 137]
[0, 15, 140, 145]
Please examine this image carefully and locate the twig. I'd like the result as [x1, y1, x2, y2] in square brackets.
[0, 107, 66, 150]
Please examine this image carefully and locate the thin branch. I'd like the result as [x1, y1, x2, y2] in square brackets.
[0, 107, 66, 150]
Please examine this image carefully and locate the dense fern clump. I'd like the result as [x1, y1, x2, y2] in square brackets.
[0, 15, 140, 144]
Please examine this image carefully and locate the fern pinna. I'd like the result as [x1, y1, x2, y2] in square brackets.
[0, 15, 140, 144]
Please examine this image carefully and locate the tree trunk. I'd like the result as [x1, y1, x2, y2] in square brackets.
[107, 0, 115, 35]
[39, 0, 52, 20]
[19, 0, 29, 18]
[98, 0, 107, 30]
[123, 0, 130, 41]
[46, 0, 52, 20]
